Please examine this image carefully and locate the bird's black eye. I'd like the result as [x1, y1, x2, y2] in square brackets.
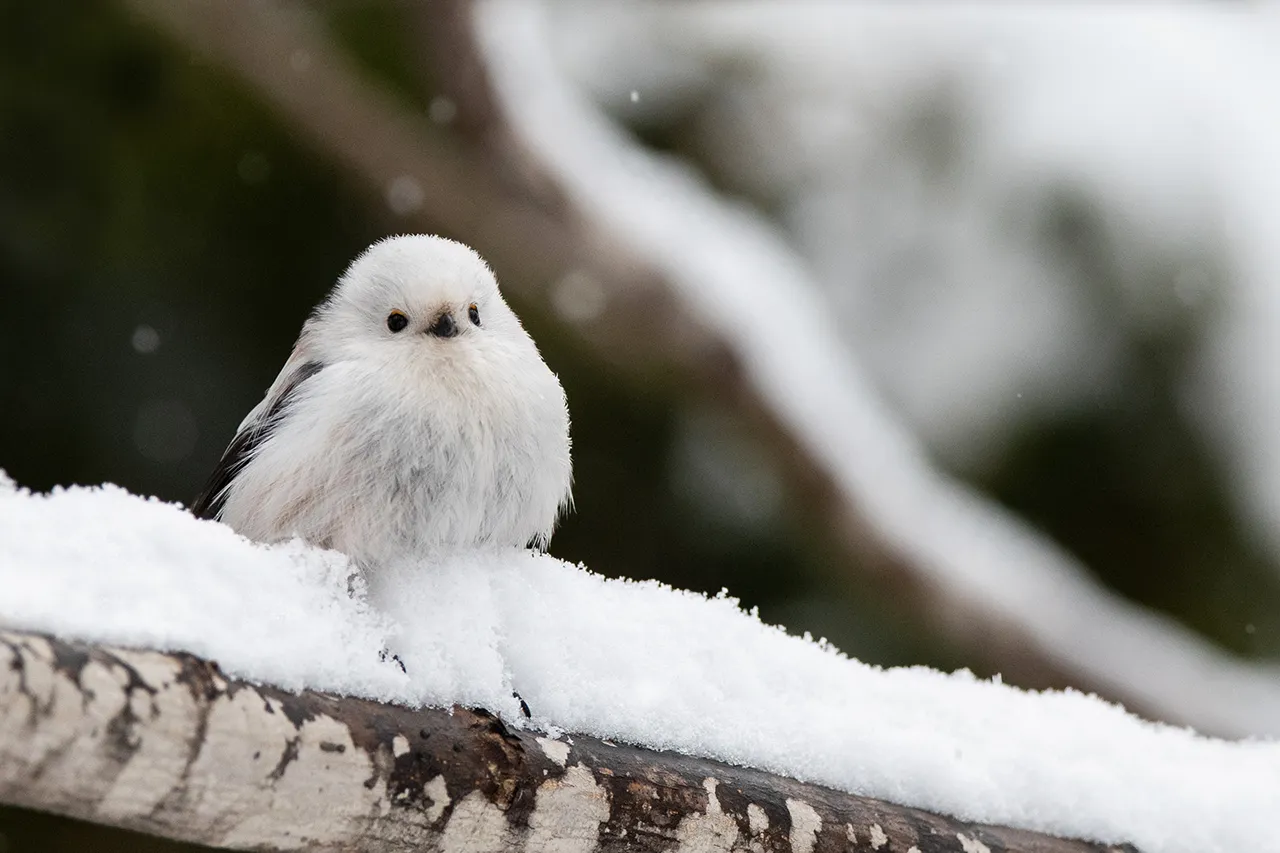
[387, 311, 409, 333]
[468, 303, 481, 326]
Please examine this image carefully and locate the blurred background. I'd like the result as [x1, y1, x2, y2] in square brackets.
[5, 1, 1280, 849]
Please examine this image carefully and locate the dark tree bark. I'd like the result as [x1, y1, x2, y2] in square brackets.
[0, 629, 1135, 853]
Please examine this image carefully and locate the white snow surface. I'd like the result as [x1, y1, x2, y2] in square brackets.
[1, 473, 1279, 853]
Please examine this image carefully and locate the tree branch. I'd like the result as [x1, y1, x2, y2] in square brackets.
[0, 629, 1134, 852]
[118, 0, 1280, 739]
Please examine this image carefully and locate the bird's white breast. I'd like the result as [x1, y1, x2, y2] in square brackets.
[217, 352, 571, 567]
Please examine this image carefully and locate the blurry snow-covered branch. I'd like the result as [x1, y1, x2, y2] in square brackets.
[124, 0, 1280, 737]
[547, 3, 1280, 593]
[548, 4, 1255, 472]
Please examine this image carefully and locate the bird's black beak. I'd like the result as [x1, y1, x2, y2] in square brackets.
[429, 313, 459, 338]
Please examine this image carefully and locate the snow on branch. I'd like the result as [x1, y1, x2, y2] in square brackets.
[0, 629, 1131, 853]
[6, 477, 1277, 853]
[119, 0, 1280, 739]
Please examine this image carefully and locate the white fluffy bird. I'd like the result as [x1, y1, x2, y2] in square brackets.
[192, 235, 573, 567]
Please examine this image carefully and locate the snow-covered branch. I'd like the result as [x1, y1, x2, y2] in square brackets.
[119, 0, 1280, 739]
[0, 629, 1131, 853]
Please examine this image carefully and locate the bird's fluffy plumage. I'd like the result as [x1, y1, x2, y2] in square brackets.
[192, 235, 572, 567]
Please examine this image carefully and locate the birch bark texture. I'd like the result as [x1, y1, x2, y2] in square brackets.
[0, 629, 1133, 853]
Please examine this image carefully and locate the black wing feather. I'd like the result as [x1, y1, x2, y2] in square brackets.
[190, 361, 325, 519]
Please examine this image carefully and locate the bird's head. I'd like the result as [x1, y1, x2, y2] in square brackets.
[312, 234, 535, 371]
